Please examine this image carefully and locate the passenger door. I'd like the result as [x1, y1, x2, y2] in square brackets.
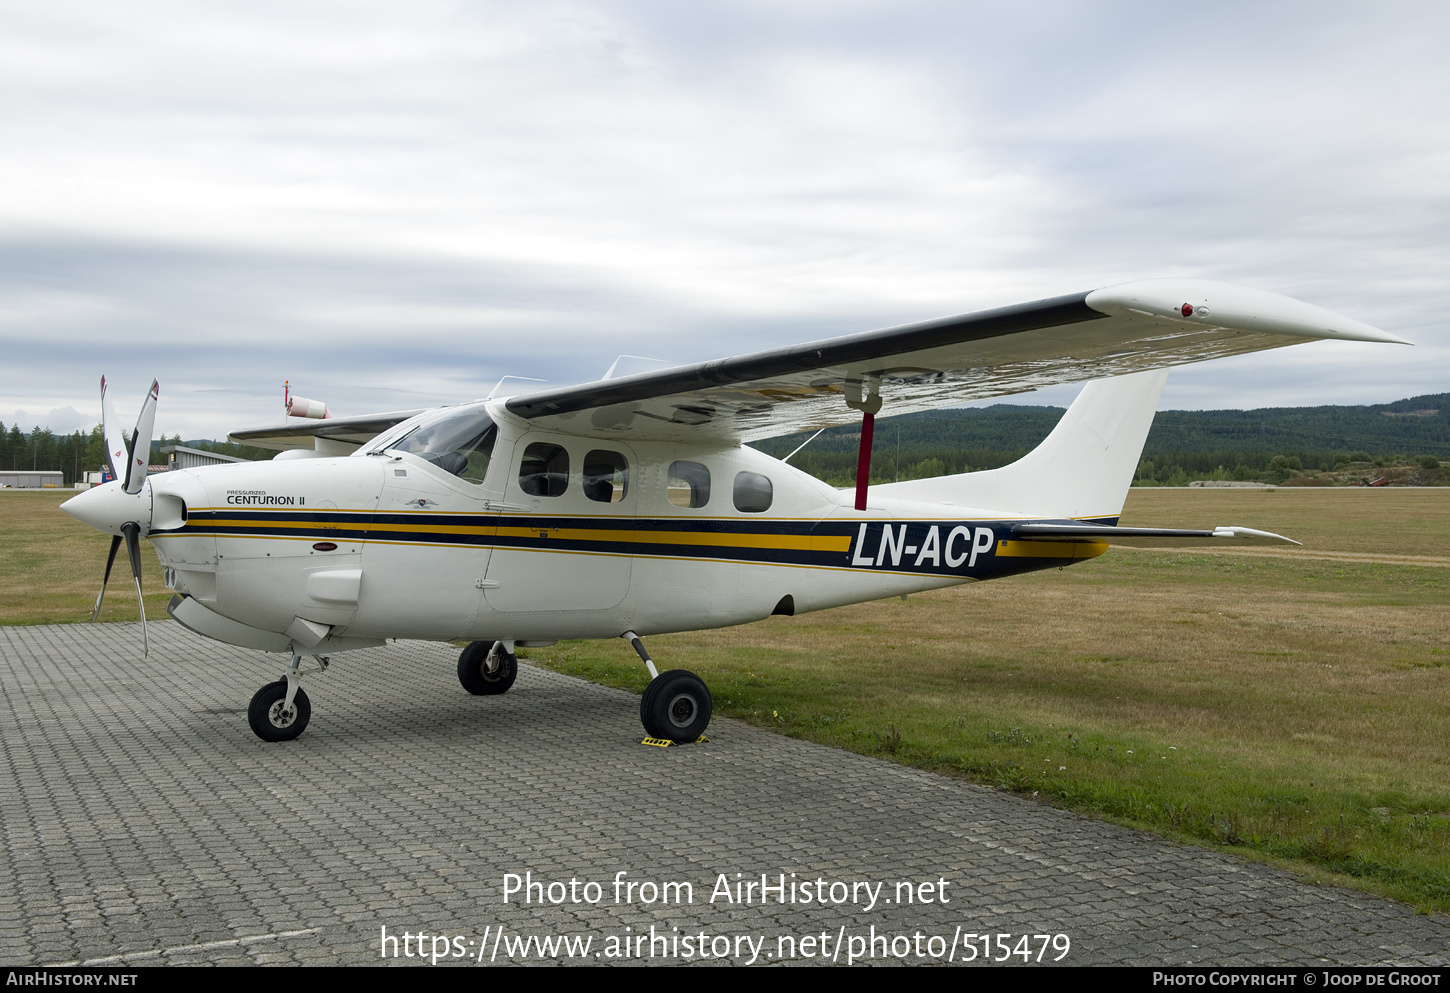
[483, 437, 637, 612]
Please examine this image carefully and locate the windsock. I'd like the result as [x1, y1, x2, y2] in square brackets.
[286, 395, 331, 419]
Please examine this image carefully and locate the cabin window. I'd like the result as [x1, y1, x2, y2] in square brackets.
[519, 443, 569, 497]
[583, 450, 628, 503]
[733, 471, 773, 513]
[667, 461, 710, 508]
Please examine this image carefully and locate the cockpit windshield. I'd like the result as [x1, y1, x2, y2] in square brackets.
[360, 403, 497, 484]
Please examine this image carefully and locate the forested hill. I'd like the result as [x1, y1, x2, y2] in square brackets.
[1142, 392, 1450, 456]
[752, 393, 1450, 485]
[757, 392, 1450, 459]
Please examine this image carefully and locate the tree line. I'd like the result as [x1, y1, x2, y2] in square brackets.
[0, 422, 276, 486]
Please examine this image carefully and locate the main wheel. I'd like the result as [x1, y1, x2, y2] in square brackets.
[247, 680, 311, 742]
[639, 673, 663, 721]
[458, 641, 518, 695]
[640, 669, 711, 742]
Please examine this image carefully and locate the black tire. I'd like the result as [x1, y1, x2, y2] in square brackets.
[458, 641, 518, 695]
[640, 669, 711, 742]
[247, 680, 311, 742]
[639, 673, 662, 724]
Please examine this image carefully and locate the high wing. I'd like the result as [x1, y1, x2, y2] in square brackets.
[230, 409, 426, 452]
[506, 278, 1407, 443]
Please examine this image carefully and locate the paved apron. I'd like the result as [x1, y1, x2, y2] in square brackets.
[1, 622, 1446, 967]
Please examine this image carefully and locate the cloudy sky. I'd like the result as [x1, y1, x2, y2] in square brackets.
[3, 1, 1447, 440]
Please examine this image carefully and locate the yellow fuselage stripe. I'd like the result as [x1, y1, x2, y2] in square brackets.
[493, 526, 849, 552]
[194, 519, 852, 553]
[995, 539, 1109, 559]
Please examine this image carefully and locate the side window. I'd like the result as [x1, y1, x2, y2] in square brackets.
[583, 450, 628, 504]
[733, 471, 773, 513]
[667, 461, 711, 509]
[518, 443, 569, 497]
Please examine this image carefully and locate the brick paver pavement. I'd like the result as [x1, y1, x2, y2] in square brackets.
[2, 622, 1446, 967]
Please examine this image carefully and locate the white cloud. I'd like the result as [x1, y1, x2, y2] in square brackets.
[5, 406, 95, 436]
[0, 1, 1445, 439]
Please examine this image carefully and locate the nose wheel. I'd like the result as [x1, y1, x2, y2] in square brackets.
[248, 680, 311, 741]
[247, 652, 327, 741]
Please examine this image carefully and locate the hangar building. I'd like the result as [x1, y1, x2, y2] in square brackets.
[0, 470, 64, 488]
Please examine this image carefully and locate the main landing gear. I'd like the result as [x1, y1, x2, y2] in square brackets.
[451, 633, 711, 742]
[625, 631, 712, 743]
[248, 652, 328, 742]
[457, 640, 519, 695]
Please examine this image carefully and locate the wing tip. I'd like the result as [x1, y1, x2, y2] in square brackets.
[1212, 526, 1302, 545]
[1086, 278, 1411, 345]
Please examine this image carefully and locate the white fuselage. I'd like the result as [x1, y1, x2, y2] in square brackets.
[142, 401, 1085, 655]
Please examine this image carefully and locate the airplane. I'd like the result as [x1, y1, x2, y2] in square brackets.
[60, 278, 1408, 743]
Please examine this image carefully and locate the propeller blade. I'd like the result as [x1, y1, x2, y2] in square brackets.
[100, 376, 129, 484]
[122, 521, 148, 658]
[90, 534, 123, 622]
[125, 380, 159, 495]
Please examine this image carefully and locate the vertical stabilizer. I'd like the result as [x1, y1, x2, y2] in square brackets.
[870, 368, 1168, 520]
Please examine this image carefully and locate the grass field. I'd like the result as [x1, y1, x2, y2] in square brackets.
[0, 490, 173, 625]
[524, 487, 1450, 913]
[5, 486, 1449, 911]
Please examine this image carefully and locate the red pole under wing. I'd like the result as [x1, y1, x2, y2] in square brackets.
[854, 411, 874, 511]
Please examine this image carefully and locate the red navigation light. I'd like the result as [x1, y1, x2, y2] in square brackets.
[1181, 303, 1194, 317]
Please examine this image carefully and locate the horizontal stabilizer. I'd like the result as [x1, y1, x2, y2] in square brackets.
[230, 409, 425, 452]
[1012, 523, 1300, 547]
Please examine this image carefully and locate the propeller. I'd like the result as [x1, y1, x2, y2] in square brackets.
[122, 521, 148, 658]
[126, 379, 159, 495]
[78, 376, 159, 657]
[90, 535, 122, 622]
[100, 376, 128, 486]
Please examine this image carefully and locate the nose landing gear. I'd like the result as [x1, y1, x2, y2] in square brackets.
[248, 681, 310, 741]
[248, 653, 328, 741]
